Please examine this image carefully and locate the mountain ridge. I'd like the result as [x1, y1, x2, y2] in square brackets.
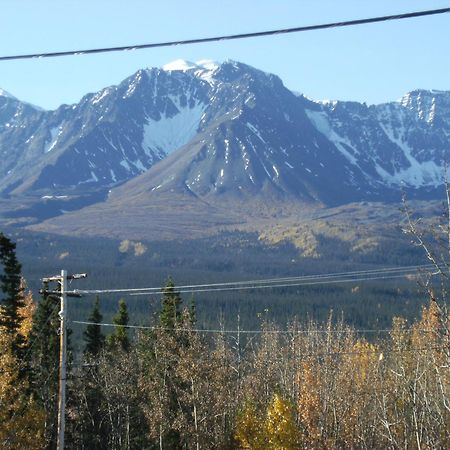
[1, 60, 449, 238]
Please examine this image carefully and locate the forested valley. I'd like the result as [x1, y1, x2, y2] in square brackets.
[10, 227, 429, 338]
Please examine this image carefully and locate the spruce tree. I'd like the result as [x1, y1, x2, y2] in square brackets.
[0, 232, 25, 357]
[160, 277, 182, 329]
[29, 283, 60, 450]
[83, 296, 105, 356]
[76, 297, 108, 450]
[188, 294, 197, 326]
[154, 278, 188, 448]
[107, 299, 130, 351]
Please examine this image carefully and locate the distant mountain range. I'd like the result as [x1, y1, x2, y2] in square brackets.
[1, 59, 449, 239]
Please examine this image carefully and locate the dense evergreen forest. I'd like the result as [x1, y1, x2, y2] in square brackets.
[7, 227, 428, 343]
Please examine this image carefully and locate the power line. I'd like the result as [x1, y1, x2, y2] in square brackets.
[303, 345, 446, 359]
[72, 264, 435, 296]
[68, 325, 447, 360]
[0, 8, 449, 62]
[71, 320, 437, 335]
[127, 273, 422, 297]
[99, 263, 437, 292]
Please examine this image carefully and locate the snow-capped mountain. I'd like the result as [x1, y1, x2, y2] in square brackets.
[0, 62, 218, 196]
[1, 60, 450, 233]
[306, 90, 450, 191]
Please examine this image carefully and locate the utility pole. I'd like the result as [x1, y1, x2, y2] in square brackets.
[42, 270, 87, 450]
[57, 269, 67, 450]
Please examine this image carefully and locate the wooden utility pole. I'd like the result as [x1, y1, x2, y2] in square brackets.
[57, 269, 67, 450]
[42, 270, 87, 450]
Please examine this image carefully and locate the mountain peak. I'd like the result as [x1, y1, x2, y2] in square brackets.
[0, 88, 17, 100]
[162, 59, 220, 84]
[162, 59, 220, 72]
[162, 59, 197, 71]
[398, 89, 450, 124]
[399, 89, 450, 106]
[162, 59, 219, 72]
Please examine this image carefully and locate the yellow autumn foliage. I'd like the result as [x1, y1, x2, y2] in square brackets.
[236, 394, 299, 450]
[0, 282, 44, 450]
[235, 401, 266, 449]
[18, 281, 36, 342]
[265, 394, 299, 450]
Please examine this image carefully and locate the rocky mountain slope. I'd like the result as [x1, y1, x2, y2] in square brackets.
[1, 60, 449, 237]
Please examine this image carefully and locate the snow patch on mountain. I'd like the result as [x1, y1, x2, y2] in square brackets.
[399, 90, 445, 123]
[163, 60, 198, 71]
[246, 123, 266, 144]
[142, 95, 206, 155]
[123, 71, 144, 98]
[92, 88, 113, 105]
[162, 59, 219, 84]
[120, 160, 131, 172]
[44, 126, 62, 153]
[379, 123, 443, 187]
[305, 109, 359, 166]
[77, 171, 99, 185]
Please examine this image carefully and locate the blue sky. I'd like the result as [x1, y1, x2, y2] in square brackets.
[1, 0, 449, 109]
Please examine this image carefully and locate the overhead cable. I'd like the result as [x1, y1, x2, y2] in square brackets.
[71, 264, 435, 296]
[126, 273, 422, 297]
[0, 8, 449, 62]
[71, 320, 437, 335]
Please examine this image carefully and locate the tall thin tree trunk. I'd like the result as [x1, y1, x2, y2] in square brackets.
[191, 377, 200, 450]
